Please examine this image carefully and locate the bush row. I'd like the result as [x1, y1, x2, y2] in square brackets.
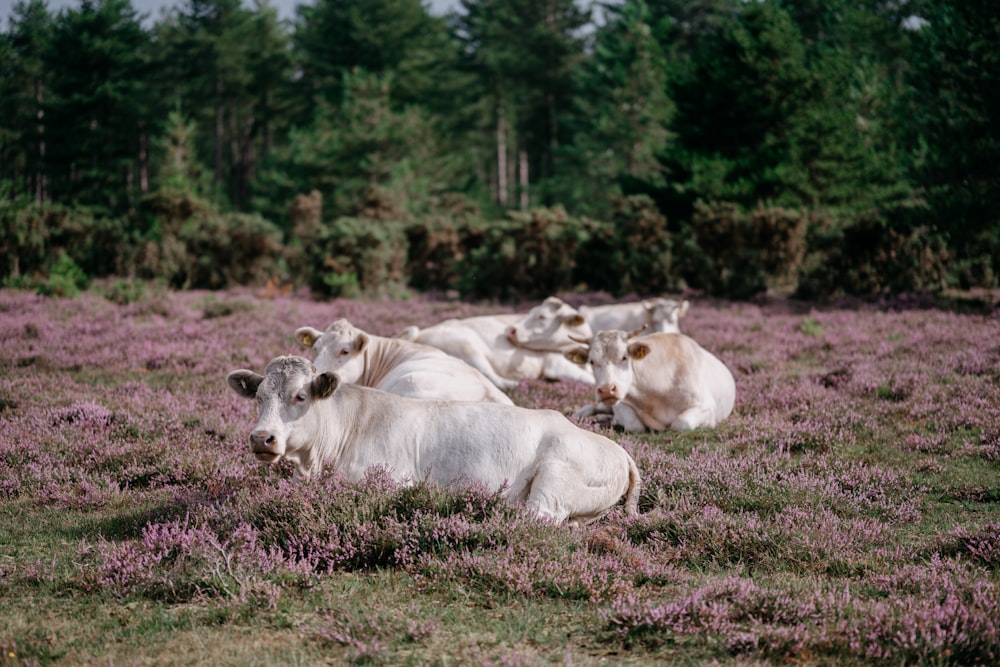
[1, 187, 958, 300]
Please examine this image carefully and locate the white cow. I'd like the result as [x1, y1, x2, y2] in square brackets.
[506, 296, 689, 353]
[295, 318, 512, 405]
[504, 297, 595, 353]
[564, 330, 735, 433]
[397, 314, 593, 390]
[227, 355, 640, 525]
[580, 297, 689, 335]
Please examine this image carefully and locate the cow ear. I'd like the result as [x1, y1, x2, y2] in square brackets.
[295, 326, 322, 348]
[565, 348, 589, 365]
[564, 314, 585, 328]
[628, 342, 652, 360]
[678, 300, 690, 317]
[311, 372, 341, 399]
[353, 332, 369, 352]
[227, 370, 263, 399]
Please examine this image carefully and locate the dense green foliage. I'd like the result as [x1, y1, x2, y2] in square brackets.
[1, 0, 997, 299]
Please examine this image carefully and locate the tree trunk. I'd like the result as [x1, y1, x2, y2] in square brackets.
[35, 79, 46, 202]
[214, 74, 224, 188]
[547, 90, 557, 180]
[244, 116, 256, 210]
[496, 96, 508, 207]
[138, 125, 149, 195]
[519, 147, 529, 209]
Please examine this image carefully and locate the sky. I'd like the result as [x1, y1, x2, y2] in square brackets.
[0, 0, 460, 27]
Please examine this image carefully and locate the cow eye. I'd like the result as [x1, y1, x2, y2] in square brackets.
[620, 356, 628, 363]
[292, 392, 307, 404]
[337, 348, 349, 357]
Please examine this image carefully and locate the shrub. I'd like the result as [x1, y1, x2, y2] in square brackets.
[796, 207, 950, 299]
[304, 217, 409, 298]
[91, 278, 157, 306]
[404, 213, 490, 291]
[0, 194, 132, 284]
[179, 212, 284, 289]
[285, 190, 324, 279]
[134, 189, 284, 289]
[0, 188, 51, 280]
[574, 195, 676, 297]
[37, 252, 88, 298]
[456, 206, 589, 300]
[678, 201, 810, 299]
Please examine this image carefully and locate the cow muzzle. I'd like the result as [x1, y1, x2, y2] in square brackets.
[250, 430, 281, 462]
[505, 326, 519, 344]
[596, 384, 620, 404]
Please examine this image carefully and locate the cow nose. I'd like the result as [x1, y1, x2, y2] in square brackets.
[505, 327, 518, 343]
[250, 430, 275, 449]
[597, 384, 618, 402]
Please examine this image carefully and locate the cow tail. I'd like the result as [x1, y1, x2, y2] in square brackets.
[624, 456, 641, 516]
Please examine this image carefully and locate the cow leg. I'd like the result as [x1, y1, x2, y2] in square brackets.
[524, 455, 622, 527]
[465, 354, 520, 390]
[542, 355, 595, 384]
[572, 402, 613, 425]
[672, 404, 714, 430]
[611, 404, 648, 433]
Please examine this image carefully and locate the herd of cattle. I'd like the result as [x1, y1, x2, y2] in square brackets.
[227, 296, 736, 526]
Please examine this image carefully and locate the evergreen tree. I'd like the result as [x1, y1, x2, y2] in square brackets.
[43, 0, 151, 212]
[292, 0, 455, 115]
[551, 0, 673, 216]
[0, 0, 53, 202]
[156, 0, 290, 209]
[906, 0, 1000, 285]
[654, 0, 914, 218]
[256, 70, 451, 225]
[663, 1, 813, 209]
[454, 0, 589, 209]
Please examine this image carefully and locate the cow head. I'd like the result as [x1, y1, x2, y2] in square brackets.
[565, 329, 650, 405]
[505, 296, 593, 352]
[644, 298, 690, 334]
[295, 318, 370, 382]
[227, 355, 340, 464]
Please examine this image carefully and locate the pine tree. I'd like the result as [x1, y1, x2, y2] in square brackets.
[0, 0, 53, 202]
[906, 0, 1000, 284]
[454, 0, 589, 208]
[43, 0, 151, 212]
[552, 0, 673, 216]
[156, 0, 290, 209]
[256, 70, 451, 224]
[292, 0, 455, 114]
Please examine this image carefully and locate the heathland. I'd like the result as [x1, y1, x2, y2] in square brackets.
[0, 287, 998, 665]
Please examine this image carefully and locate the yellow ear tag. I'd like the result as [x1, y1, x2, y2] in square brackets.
[302, 334, 315, 347]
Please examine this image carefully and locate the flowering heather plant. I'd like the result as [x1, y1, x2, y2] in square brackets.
[0, 286, 998, 665]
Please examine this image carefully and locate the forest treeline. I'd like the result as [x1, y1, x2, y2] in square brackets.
[0, 0, 997, 300]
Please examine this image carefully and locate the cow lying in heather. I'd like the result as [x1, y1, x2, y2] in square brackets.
[580, 297, 689, 335]
[295, 318, 512, 405]
[565, 330, 735, 432]
[226, 356, 640, 525]
[505, 296, 689, 354]
[397, 314, 594, 390]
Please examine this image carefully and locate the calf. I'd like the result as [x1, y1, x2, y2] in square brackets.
[295, 318, 512, 404]
[565, 330, 735, 432]
[227, 356, 640, 526]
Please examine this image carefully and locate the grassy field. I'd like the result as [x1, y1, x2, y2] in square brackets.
[0, 285, 998, 666]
